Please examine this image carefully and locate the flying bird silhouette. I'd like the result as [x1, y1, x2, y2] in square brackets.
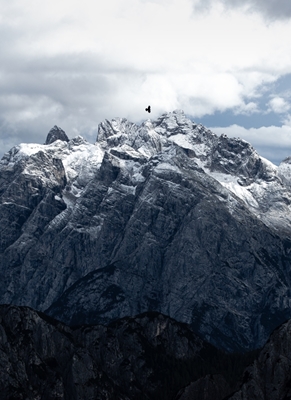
[145, 106, 151, 113]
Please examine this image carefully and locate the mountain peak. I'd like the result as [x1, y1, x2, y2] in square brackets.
[2, 111, 291, 353]
[45, 125, 69, 145]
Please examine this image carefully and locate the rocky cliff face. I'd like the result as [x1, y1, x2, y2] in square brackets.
[1, 111, 291, 352]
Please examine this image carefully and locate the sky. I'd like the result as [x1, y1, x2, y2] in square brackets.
[1, 0, 291, 165]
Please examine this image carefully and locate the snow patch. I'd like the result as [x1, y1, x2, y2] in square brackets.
[204, 170, 259, 209]
[168, 134, 195, 151]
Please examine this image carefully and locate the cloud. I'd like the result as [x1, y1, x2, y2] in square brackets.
[226, 0, 291, 20]
[268, 97, 291, 114]
[1, 0, 291, 163]
[194, 0, 291, 21]
[234, 102, 260, 116]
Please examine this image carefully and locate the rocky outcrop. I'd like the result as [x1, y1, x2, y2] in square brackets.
[45, 125, 69, 145]
[1, 112, 291, 353]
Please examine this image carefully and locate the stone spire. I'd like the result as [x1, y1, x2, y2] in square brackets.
[45, 125, 69, 145]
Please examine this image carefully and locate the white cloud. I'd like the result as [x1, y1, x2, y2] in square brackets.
[234, 102, 259, 115]
[1, 0, 291, 162]
[268, 97, 290, 114]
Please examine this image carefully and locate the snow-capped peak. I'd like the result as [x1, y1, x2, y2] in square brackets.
[2, 113, 291, 232]
[0, 133, 104, 203]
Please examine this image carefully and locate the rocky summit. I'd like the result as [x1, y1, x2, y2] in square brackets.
[1, 110, 291, 353]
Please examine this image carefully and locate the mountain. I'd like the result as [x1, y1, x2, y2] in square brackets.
[2, 304, 291, 400]
[0, 304, 256, 400]
[1, 110, 291, 352]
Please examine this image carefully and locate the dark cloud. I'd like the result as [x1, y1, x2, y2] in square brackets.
[226, 0, 291, 20]
[195, 0, 291, 20]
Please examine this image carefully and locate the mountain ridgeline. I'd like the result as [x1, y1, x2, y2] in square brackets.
[1, 110, 291, 354]
[0, 305, 261, 400]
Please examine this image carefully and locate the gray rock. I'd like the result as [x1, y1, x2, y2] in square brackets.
[45, 125, 69, 144]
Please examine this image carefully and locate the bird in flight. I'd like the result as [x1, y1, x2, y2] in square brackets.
[145, 105, 151, 113]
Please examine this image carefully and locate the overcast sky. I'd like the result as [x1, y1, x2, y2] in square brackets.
[1, 0, 291, 164]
